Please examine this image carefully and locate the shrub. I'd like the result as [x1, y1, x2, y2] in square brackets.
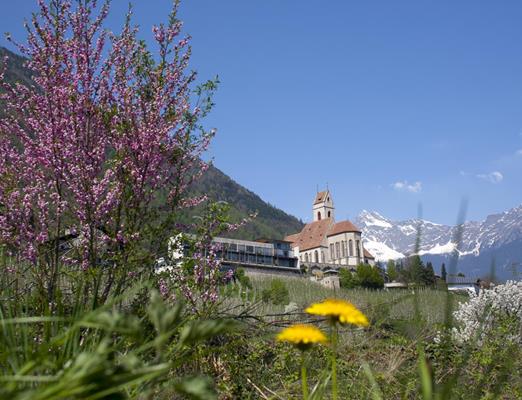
[261, 279, 289, 305]
[235, 268, 253, 289]
[356, 263, 384, 289]
[0, 0, 217, 307]
[339, 268, 358, 289]
[451, 280, 522, 345]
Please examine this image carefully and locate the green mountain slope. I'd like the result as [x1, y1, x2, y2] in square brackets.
[184, 164, 304, 239]
[0, 47, 33, 88]
[0, 46, 304, 240]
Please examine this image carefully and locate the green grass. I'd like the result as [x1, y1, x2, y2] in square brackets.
[222, 275, 460, 327]
[212, 275, 521, 400]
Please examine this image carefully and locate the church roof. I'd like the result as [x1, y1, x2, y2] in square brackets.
[313, 191, 329, 205]
[285, 218, 363, 251]
[327, 220, 361, 236]
[363, 248, 375, 259]
[284, 233, 300, 244]
[284, 218, 333, 251]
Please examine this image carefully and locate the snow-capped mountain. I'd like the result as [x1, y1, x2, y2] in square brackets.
[355, 206, 522, 280]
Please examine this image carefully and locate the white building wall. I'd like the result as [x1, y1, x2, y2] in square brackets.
[326, 232, 363, 266]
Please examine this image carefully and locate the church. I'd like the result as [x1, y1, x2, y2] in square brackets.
[285, 190, 375, 268]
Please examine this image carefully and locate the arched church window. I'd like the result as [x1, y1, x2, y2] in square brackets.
[330, 244, 334, 259]
[321, 251, 325, 263]
[356, 240, 361, 258]
[305, 253, 309, 263]
[328, 211, 331, 218]
[335, 242, 340, 259]
[314, 250, 318, 263]
[349, 240, 353, 257]
[317, 211, 321, 220]
[341, 241, 346, 257]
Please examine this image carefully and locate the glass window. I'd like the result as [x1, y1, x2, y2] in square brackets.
[330, 244, 334, 259]
[341, 241, 346, 257]
[349, 240, 353, 257]
[335, 242, 340, 259]
[356, 240, 361, 257]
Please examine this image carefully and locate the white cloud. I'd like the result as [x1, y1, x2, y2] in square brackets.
[392, 180, 422, 193]
[476, 171, 503, 184]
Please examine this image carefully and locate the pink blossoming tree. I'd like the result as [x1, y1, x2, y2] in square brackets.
[0, 0, 217, 306]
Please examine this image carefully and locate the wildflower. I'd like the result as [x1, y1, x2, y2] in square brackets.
[277, 324, 327, 350]
[306, 298, 369, 327]
[277, 324, 327, 400]
[305, 298, 369, 400]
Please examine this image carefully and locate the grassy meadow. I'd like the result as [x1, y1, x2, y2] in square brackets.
[196, 274, 520, 399]
[1, 256, 521, 399]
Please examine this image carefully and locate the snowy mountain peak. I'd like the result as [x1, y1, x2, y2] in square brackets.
[358, 210, 393, 229]
[356, 206, 522, 280]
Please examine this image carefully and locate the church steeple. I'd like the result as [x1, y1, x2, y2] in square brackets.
[313, 190, 334, 222]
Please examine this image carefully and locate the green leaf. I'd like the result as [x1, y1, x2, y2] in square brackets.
[309, 371, 331, 400]
[418, 346, 433, 400]
[362, 362, 383, 400]
[179, 319, 236, 346]
[174, 376, 217, 400]
[147, 290, 183, 334]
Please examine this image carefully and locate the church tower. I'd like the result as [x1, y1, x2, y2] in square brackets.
[313, 190, 335, 222]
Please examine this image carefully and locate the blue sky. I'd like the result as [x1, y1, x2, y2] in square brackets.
[2, 1, 522, 225]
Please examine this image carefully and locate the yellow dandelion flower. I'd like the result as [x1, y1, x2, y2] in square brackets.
[277, 324, 327, 350]
[305, 298, 369, 327]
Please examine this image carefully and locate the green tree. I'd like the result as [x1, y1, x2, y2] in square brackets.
[261, 279, 289, 305]
[339, 268, 358, 289]
[423, 261, 436, 286]
[441, 262, 447, 281]
[401, 255, 425, 284]
[355, 264, 384, 289]
[387, 259, 398, 281]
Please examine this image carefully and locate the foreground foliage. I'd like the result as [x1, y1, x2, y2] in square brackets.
[0, 282, 235, 399]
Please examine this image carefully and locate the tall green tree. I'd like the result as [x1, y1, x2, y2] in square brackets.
[441, 263, 447, 281]
[400, 255, 425, 284]
[423, 261, 436, 286]
[387, 259, 398, 281]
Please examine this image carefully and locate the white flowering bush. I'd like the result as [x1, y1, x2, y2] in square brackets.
[451, 280, 522, 346]
[155, 233, 185, 274]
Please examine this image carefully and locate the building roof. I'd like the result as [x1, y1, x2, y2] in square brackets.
[363, 248, 375, 259]
[284, 233, 300, 244]
[314, 191, 329, 205]
[446, 276, 481, 285]
[326, 220, 361, 236]
[255, 238, 293, 244]
[385, 282, 408, 288]
[285, 218, 363, 251]
[284, 218, 333, 251]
